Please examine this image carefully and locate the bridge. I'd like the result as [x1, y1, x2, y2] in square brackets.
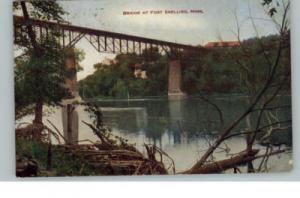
[14, 15, 208, 96]
[14, 15, 203, 56]
[14, 15, 206, 98]
[14, 15, 206, 144]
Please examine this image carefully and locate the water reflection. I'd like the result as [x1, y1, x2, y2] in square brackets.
[92, 95, 292, 172]
[17, 95, 292, 172]
[97, 96, 292, 148]
[101, 107, 148, 134]
[168, 99, 188, 144]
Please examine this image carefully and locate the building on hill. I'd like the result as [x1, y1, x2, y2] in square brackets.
[133, 63, 147, 79]
[101, 57, 117, 65]
[204, 41, 240, 49]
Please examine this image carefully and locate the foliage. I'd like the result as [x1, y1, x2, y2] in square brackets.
[14, 0, 68, 121]
[261, 0, 288, 17]
[15, 36, 69, 117]
[13, 0, 67, 22]
[79, 48, 169, 99]
[79, 33, 290, 98]
[16, 137, 104, 176]
[74, 48, 85, 71]
[181, 34, 290, 95]
[14, 1, 85, 119]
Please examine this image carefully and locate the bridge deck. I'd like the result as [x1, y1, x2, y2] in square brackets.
[14, 15, 204, 55]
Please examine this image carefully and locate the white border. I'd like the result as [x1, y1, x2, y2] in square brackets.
[1, 0, 299, 181]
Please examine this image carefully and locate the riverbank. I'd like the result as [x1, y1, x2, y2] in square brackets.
[16, 94, 293, 173]
[16, 131, 169, 177]
[16, 137, 104, 177]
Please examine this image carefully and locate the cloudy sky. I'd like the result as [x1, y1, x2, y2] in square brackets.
[58, 0, 283, 80]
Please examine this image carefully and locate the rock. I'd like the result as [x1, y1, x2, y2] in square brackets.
[16, 155, 38, 177]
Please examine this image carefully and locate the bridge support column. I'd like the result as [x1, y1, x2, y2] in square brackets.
[61, 48, 79, 145]
[168, 60, 186, 100]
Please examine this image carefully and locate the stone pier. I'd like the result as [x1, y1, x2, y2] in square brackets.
[61, 48, 79, 144]
[168, 60, 186, 100]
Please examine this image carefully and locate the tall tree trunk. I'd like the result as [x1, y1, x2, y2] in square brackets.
[33, 99, 43, 125]
[20, 1, 39, 52]
[21, 1, 44, 126]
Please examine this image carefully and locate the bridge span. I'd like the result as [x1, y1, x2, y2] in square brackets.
[14, 15, 204, 56]
[14, 15, 206, 98]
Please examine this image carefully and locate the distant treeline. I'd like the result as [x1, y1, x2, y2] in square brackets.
[78, 34, 290, 99]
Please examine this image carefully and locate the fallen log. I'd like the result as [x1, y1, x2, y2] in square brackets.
[181, 149, 260, 174]
[16, 122, 288, 176]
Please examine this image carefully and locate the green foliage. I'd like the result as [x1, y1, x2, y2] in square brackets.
[15, 36, 69, 115]
[79, 48, 169, 99]
[112, 79, 128, 98]
[13, 0, 67, 22]
[74, 48, 85, 72]
[79, 33, 290, 99]
[16, 137, 103, 176]
[14, 1, 69, 120]
[182, 34, 290, 95]
[79, 34, 290, 98]
[14, 1, 86, 119]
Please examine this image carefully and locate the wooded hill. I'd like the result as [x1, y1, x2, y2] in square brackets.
[79, 34, 291, 99]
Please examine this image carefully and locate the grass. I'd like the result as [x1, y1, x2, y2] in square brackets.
[16, 137, 105, 177]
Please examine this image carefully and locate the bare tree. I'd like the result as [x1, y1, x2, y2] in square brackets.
[181, 0, 291, 174]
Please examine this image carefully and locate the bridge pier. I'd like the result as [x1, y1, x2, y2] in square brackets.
[61, 48, 79, 145]
[168, 60, 186, 100]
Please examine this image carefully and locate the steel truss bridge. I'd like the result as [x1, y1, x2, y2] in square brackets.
[14, 15, 204, 56]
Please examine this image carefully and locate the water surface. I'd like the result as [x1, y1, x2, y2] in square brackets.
[19, 95, 293, 173]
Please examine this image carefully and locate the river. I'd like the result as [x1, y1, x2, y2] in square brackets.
[18, 94, 293, 173]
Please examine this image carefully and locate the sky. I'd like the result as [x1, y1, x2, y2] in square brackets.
[58, 0, 283, 80]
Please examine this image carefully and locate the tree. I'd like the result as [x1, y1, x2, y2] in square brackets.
[15, 36, 69, 120]
[14, 1, 68, 124]
[182, 0, 291, 174]
[79, 48, 169, 98]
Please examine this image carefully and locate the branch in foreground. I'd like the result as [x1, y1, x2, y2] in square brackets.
[181, 149, 288, 174]
[181, 149, 259, 174]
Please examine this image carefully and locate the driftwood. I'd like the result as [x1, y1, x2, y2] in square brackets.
[181, 149, 259, 174]
[16, 121, 288, 176]
[56, 143, 168, 175]
[16, 123, 61, 144]
[181, 149, 288, 174]
[16, 124, 45, 141]
[16, 122, 169, 175]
